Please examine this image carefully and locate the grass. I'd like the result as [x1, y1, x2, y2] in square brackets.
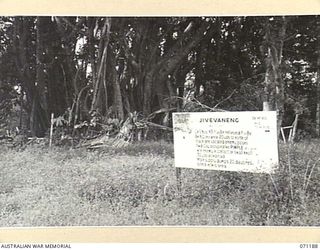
[0, 139, 319, 226]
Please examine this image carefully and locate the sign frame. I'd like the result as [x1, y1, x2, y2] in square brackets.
[172, 111, 279, 174]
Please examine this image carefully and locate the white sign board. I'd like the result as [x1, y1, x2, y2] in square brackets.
[173, 111, 279, 173]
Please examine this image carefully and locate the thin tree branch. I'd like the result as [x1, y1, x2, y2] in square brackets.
[213, 89, 237, 109]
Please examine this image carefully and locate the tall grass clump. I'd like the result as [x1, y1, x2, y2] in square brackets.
[225, 139, 320, 226]
[273, 140, 320, 225]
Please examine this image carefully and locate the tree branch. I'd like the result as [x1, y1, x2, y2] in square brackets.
[213, 89, 237, 109]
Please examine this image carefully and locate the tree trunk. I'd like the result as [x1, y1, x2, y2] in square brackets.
[112, 72, 124, 120]
[90, 18, 111, 114]
[32, 16, 49, 136]
[143, 69, 156, 115]
[13, 17, 34, 112]
[194, 39, 206, 97]
[54, 17, 78, 106]
[263, 17, 287, 135]
[12, 17, 49, 136]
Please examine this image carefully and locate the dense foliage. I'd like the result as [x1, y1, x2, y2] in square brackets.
[1, 16, 320, 139]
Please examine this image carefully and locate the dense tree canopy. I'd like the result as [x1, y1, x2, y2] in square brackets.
[0, 16, 319, 139]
